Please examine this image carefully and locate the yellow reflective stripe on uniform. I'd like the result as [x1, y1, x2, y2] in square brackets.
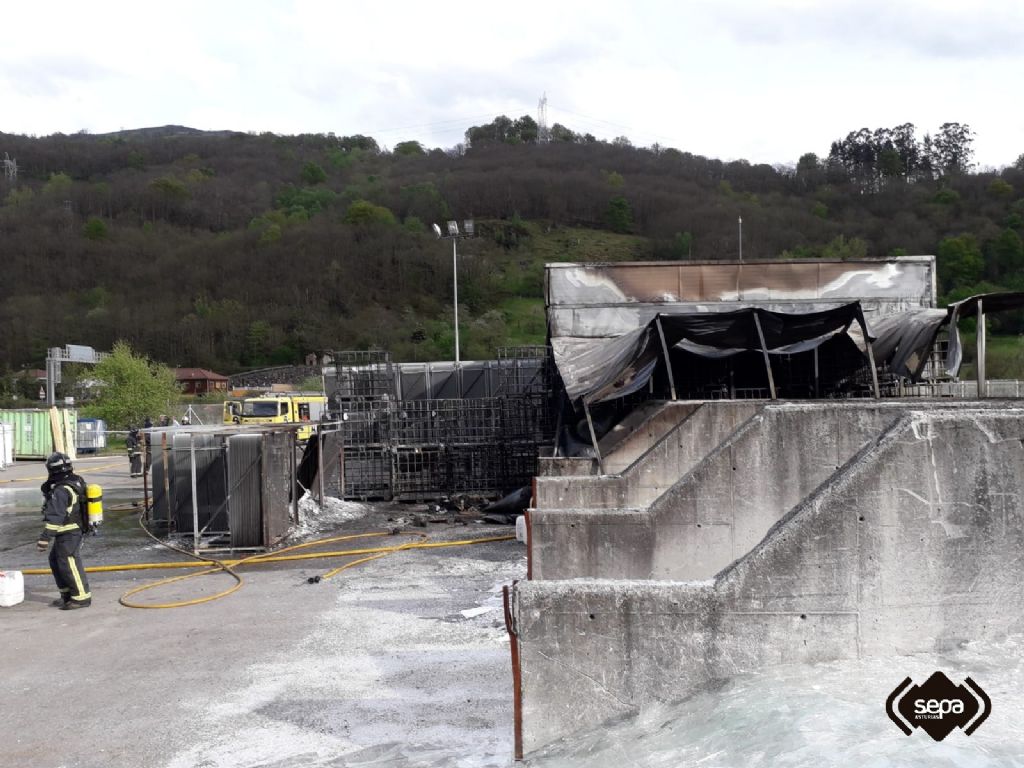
[67, 557, 89, 600]
[45, 523, 81, 533]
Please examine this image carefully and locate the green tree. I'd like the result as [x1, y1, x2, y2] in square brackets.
[394, 141, 426, 156]
[822, 234, 868, 260]
[512, 115, 539, 143]
[149, 175, 191, 201]
[43, 172, 73, 200]
[987, 228, 1024, 278]
[82, 217, 109, 241]
[937, 234, 984, 293]
[673, 231, 693, 258]
[300, 161, 327, 184]
[89, 341, 180, 429]
[604, 170, 625, 188]
[930, 122, 974, 175]
[605, 195, 634, 234]
[344, 199, 396, 225]
[550, 123, 578, 143]
[275, 185, 336, 216]
[988, 178, 1014, 198]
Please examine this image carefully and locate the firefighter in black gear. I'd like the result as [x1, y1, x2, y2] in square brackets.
[37, 452, 92, 609]
[126, 426, 143, 477]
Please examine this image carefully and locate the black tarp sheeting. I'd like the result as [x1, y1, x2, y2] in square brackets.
[567, 303, 871, 406]
[945, 292, 1024, 377]
[869, 309, 949, 382]
[555, 292, 1024, 408]
[869, 292, 1024, 382]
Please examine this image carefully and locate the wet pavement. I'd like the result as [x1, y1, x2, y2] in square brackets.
[0, 455, 524, 768]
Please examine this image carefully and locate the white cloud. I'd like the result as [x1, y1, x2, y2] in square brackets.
[0, 0, 1020, 167]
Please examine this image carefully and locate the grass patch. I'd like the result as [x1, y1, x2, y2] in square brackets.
[523, 221, 653, 265]
[959, 333, 1024, 379]
[498, 297, 547, 346]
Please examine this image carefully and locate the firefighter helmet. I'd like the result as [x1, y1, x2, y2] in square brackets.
[45, 452, 74, 477]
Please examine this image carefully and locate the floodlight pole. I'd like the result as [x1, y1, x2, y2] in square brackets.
[435, 220, 473, 365]
[738, 216, 743, 262]
[452, 237, 460, 364]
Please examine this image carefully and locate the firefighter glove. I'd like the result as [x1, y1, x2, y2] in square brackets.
[37, 538, 49, 552]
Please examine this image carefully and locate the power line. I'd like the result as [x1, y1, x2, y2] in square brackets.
[548, 103, 680, 147]
[364, 113, 509, 137]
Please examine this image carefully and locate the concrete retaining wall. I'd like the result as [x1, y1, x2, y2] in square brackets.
[513, 409, 1024, 753]
[533, 402, 759, 512]
[600, 402, 702, 475]
[532, 403, 904, 580]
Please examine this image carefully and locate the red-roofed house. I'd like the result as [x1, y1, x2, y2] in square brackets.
[175, 368, 230, 395]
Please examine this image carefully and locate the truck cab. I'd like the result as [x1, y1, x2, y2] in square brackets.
[224, 394, 326, 441]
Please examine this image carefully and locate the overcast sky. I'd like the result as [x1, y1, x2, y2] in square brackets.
[1, 0, 1021, 169]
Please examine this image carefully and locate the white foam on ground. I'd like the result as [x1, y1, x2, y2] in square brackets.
[290, 492, 372, 540]
[164, 528, 524, 768]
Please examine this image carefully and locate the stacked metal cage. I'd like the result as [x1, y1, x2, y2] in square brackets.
[322, 348, 553, 501]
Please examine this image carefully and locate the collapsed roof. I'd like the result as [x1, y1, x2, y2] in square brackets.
[545, 259, 1024, 407]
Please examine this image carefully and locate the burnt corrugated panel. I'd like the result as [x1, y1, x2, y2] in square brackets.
[171, 432, 228, 536]
[433, 367, 461, 399]
[148, 430, 175, 525]
[260, 431, 293, 547]
[399, 368, 430, 400]
[315, 430, 345, 495]
[461, 364, 490, 398]
[228, 434, 263, 548]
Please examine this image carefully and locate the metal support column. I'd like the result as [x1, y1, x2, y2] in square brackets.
[161, 433, 171, 531]
[290, 437, 299, 524]
[977, 299, 987, 398]
[190, 434, 200, 555]
[655, 316, 677, 401]
[551, 396, 565, 458]
[317, 432, 325, 505]
[865, 339, 881, 399]
[813, 347, 820, 398]
[752, 313, 777, 400]
[582, 400, 605, 475]
[453, 238, 460, 364]
[45, 349, 58, 406]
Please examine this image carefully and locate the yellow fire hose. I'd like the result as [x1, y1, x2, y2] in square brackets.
[19, 510, 516, 609]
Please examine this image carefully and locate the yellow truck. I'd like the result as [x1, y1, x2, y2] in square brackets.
[223, 394, 327, 441]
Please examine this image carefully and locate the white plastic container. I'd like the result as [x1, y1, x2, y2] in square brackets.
[0, 422, 13, 469]
[0, 570, 25, 607]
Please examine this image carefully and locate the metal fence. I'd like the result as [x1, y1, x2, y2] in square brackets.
[315, 396, 554, 501]
[316, 349, 554, 501]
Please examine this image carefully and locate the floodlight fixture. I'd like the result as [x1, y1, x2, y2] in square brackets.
[462, 219, 475, 237]
[432, 223, 442, 238]
[447, 220, 460, 236]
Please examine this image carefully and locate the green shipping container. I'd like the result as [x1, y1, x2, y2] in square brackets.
[0, 408, 78, 460]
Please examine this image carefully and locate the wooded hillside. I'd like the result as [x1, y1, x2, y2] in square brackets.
[1, 118, 1021, 375]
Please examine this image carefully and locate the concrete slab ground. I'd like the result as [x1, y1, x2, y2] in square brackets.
[0, 456, 524, 768]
